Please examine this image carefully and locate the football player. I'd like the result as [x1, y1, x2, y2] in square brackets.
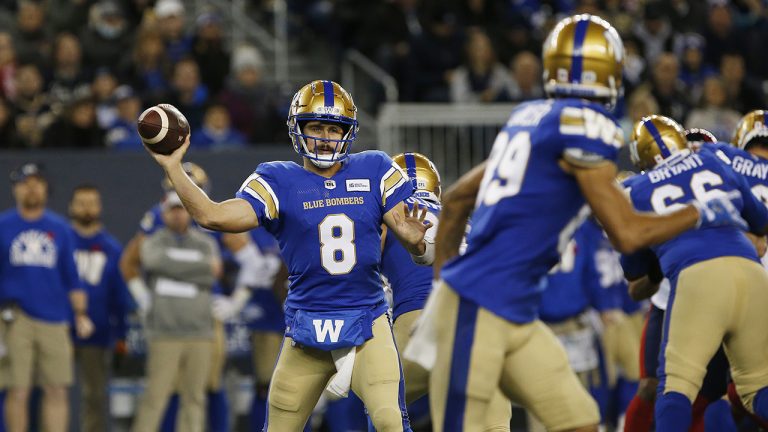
[621, 115, 768, 431]
[119, 162, 261, 432]
[380, 152, 511, 429]
[423, 15, 748, 432]
[145, 80, 431, 431]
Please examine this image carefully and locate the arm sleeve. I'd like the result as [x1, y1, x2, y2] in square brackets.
[235, 165, 280, 228]
[559, 105, 623, 167]
[378, 153, 416, 214]
[108, 257, 131, 340]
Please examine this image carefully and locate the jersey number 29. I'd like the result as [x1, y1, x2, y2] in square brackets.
[478, 131, 532, 206]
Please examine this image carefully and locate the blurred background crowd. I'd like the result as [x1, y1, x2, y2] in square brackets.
[0, 0, 768, 151]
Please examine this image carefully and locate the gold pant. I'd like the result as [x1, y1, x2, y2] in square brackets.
[394, 309, 511, 431]
[430, 283, 599, 432]
[661, 257, 768, 412]
[266, 314, 407, 431]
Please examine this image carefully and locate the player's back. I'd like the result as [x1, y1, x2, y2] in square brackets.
[701, 142, 768, 204]
[442, 98, 623, 323]
[627, 149, 762, 281]
[381, 196, 439, 321]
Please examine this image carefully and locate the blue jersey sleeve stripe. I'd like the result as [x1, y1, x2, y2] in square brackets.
[570, 19, 590, 82]
[323, 81, 334, 107]
[404, 153, 418, 189]
[644, 119, 671, 158]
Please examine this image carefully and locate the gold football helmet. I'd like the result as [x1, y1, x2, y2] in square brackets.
[629, 115, 688, 171]
[543, 14, 624, 108]
[162, 162, 210, 193]
[392, 152, 441, 202]
[287, 80, 359, 168]
[731, 110, 768, 150]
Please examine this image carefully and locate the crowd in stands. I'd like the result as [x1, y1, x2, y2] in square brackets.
[2, 0, 768, 150]
[295, 0, 768, 140]
[0, 0, 286, 150]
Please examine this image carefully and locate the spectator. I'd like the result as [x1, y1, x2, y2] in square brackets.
[636, 52, 690, 123]
[91, 68, 119, 129]
[10, 0, 52, 67]
[632, 0, 674, 65]
[720, 51, 765, 114]
[106, 85, 144, 151]
[41, 89, 104, 148]
[218, 45, 283, 144]
[622, 36, 648, 96]
[0, 96, 17, 147]
[162, 58, 208, 132]
[153, 0, 192, 64]
[68, 184, 133, 432]
[191, 103, 246, 150]
[664, 0, 708, 33]
[191, 12, 230, 96]
[449, 29, 514, 103]
[47, 0, 91, 34]
[131, 192, 220, 432]
[409, 7, 464, 101]
[0, 162, 94, 432]
[119, 30, 170, 102]
[12, 63, 53, 148]
[0, 31, 17, 100]
[621, 89, 660, 140]
[685, 76, 741, 142]
[80, 1, 133, 71]
[675, 33, 716, 106]
[496, 12, 540, 65]
[47, 33, 92, 113]
[704, 2, 746, 68]
[457, 0, 506, 33]
[508, 50, 543, 102]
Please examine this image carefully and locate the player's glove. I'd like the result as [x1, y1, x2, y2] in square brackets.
[211, 287, 251, 321]
[692, 191, 749, 231]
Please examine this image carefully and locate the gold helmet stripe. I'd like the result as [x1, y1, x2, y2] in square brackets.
[643, 120, 672, 158]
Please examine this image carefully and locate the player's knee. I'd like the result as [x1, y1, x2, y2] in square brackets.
[637, 378, 658, 402]
[267, 373, 300, 413]
[369, 406, 404, 432]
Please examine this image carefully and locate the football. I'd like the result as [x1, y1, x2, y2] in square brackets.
[137, 104, 190, 155]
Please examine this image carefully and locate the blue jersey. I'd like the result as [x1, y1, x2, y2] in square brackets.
[442, 99, 623, 323]
[0, 210, 81, 322]
[72, 229, 133, 347]
[624, 149, 768, 281]
[242, 227, 285, 332]
[236, 151, 414, 313]
[381, 196, 440, 321]
[540, 218, 623, 322]
[702, 142, 768, 209]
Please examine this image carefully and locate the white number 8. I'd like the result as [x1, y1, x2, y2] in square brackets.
[319, 214, 356, 275]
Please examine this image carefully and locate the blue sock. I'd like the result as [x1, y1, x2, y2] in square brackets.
[655, 391, 692, 432]
[160, 394, 179, 432]
[704, 399, 737, 432]
[0, 391, 5, 432]
[753, 387, 768, 421]
[250, 387, 268, 432]
[207, 390, 229, 432]
[617, 378, 639, 416]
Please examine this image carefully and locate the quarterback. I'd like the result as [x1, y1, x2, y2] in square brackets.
[425, 14, 748, 432]
[145, 80, 430, 431]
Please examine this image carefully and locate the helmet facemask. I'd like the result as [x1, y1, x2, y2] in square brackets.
[288, 117, 357, 168]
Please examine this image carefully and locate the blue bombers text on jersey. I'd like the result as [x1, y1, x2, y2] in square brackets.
[381, 196, 440, 321]
[236, 151, 414, 314]
[623, 148, 768, 282]
[441, 98, 623, 323]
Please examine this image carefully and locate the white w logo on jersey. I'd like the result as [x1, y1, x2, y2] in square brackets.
[10, 230, 57, 268]
[312, 319, 345, 343]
